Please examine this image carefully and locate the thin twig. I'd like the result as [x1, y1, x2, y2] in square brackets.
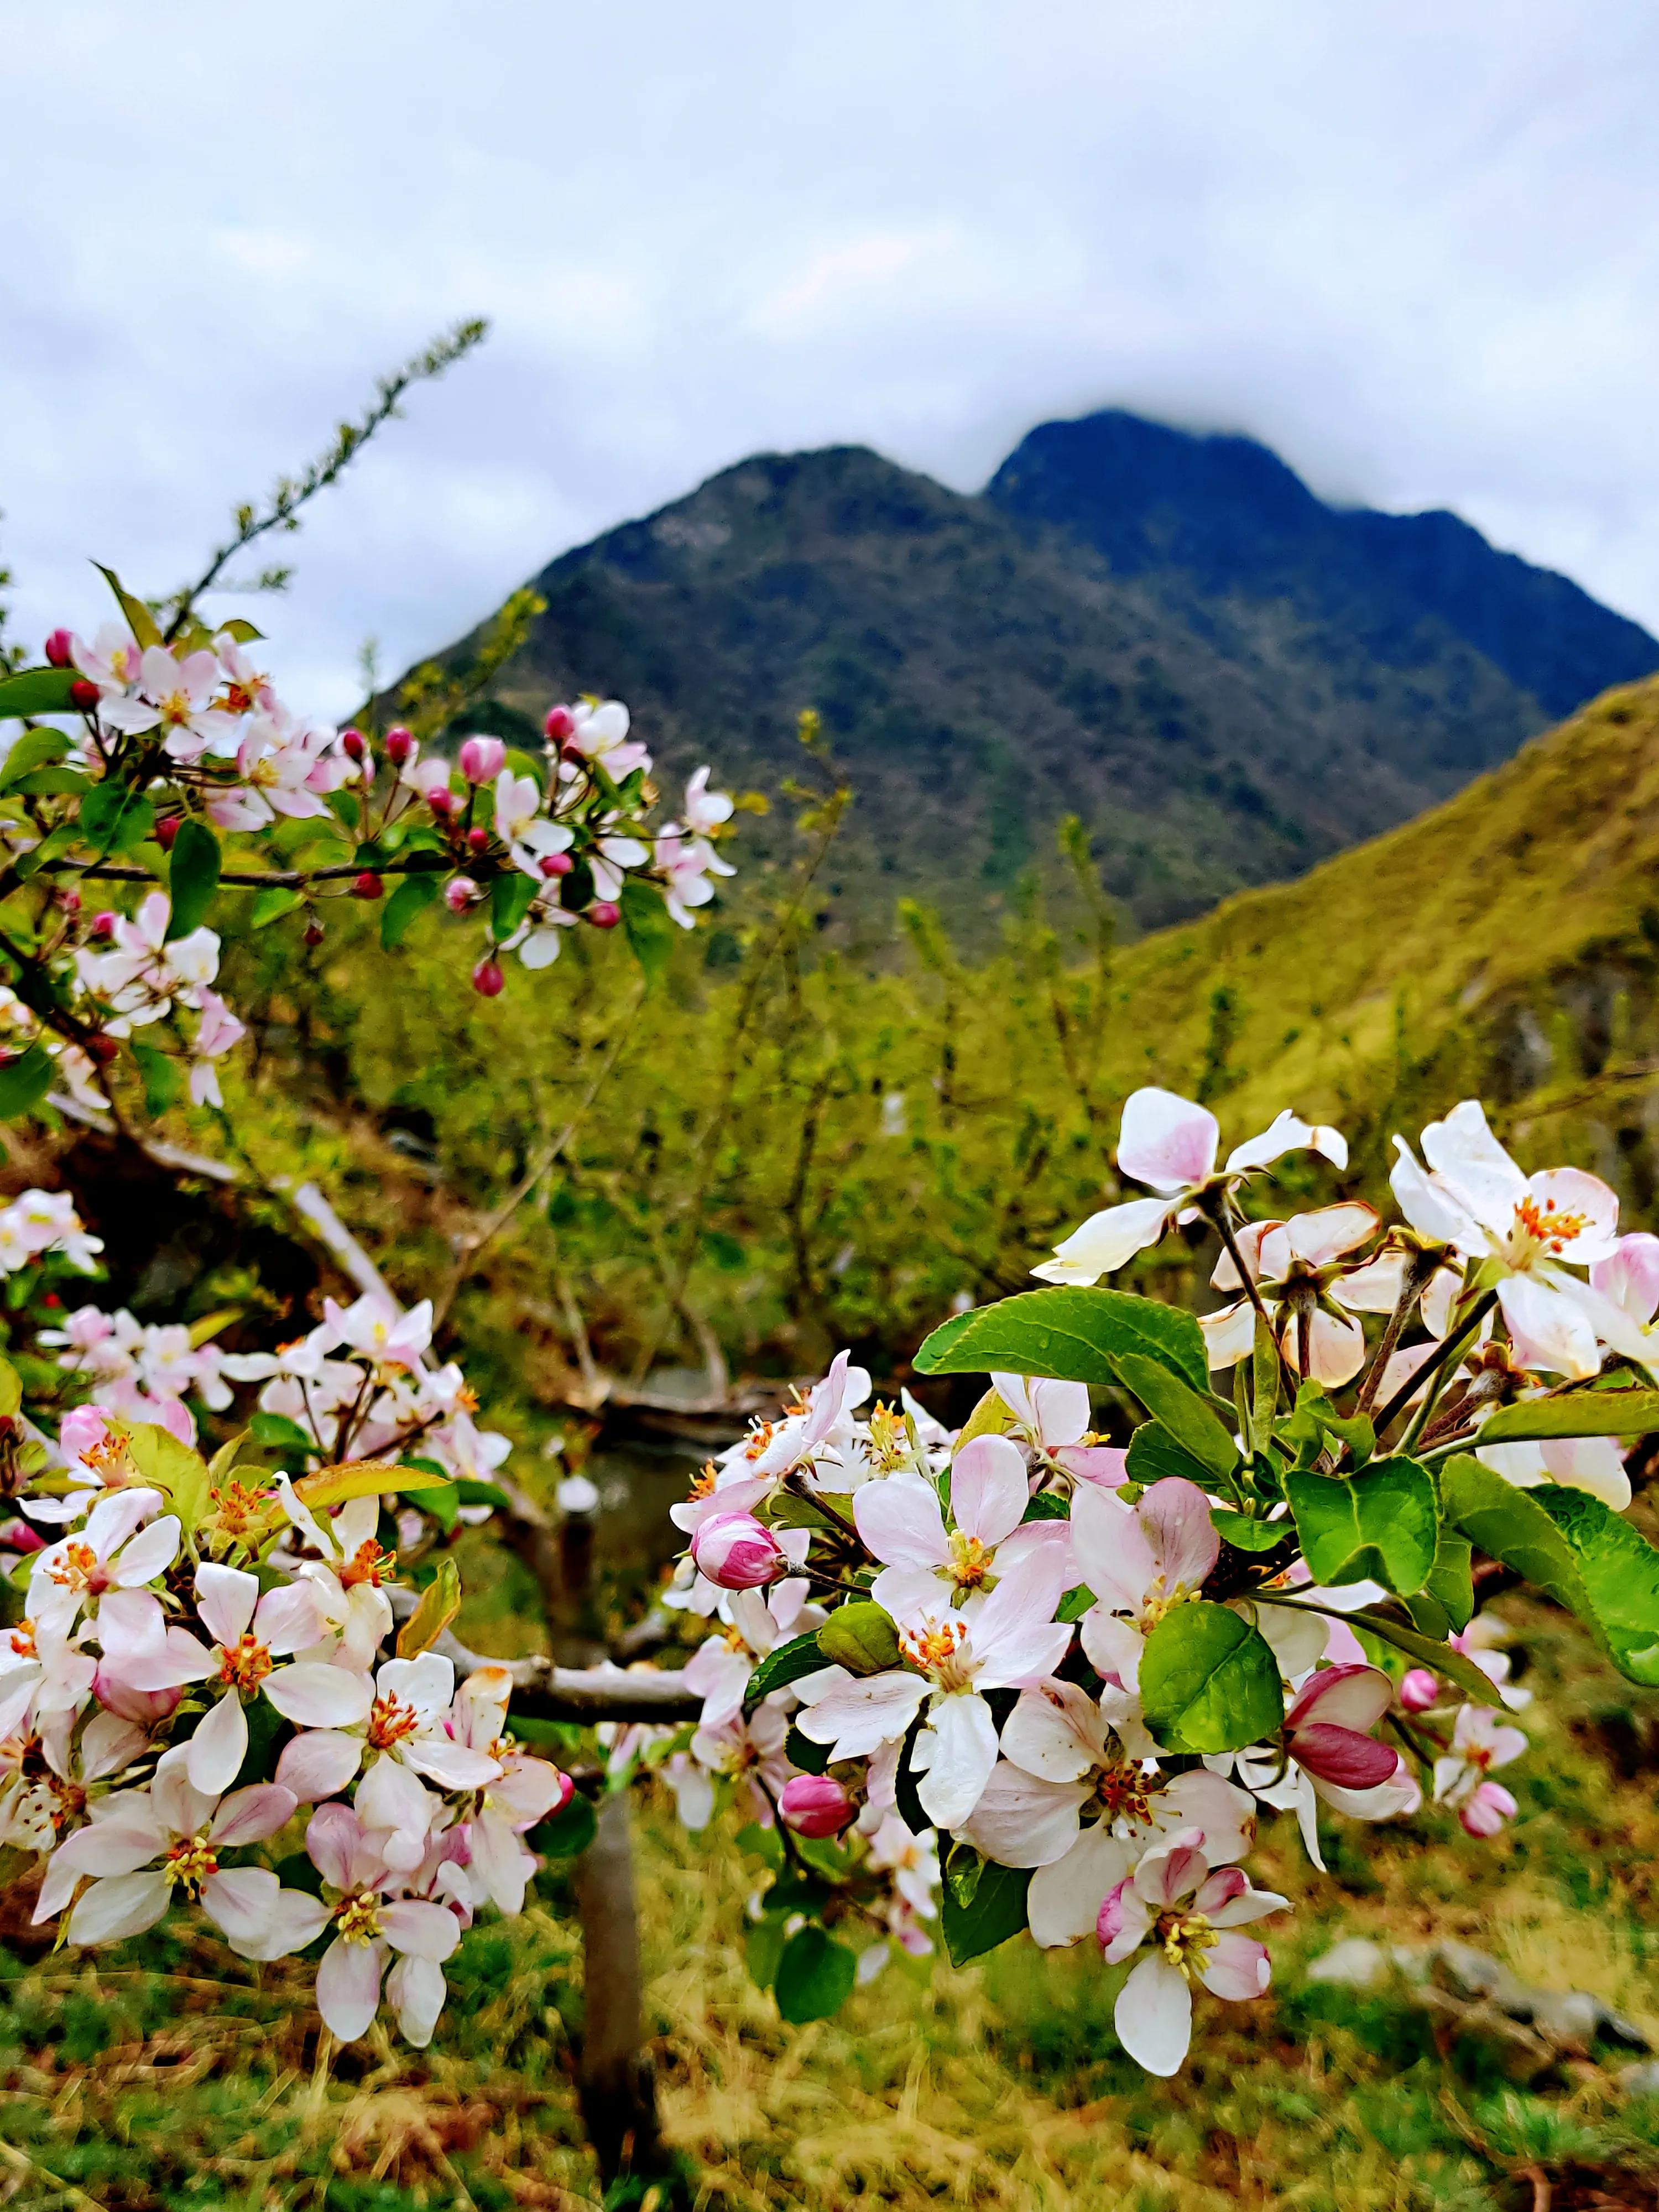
[429, 983, 646, 1332]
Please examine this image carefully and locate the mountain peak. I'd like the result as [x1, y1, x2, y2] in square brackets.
[986, 406, 1657, 718]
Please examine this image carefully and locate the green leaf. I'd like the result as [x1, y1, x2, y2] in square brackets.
[79, 781, 155, 856]
[380, 872, 441, 951]
[0, 1046, 56, 1120]
[1283, 1456, 1438, 1594]
[774, 1923, 857, 2024]
[815, 1601, 902, 1677]
[745, 1913, 790, 1990]
[165, 819, 221, 940]
[1479, 1390, 1659, 1443]
[1210, 1509, 1290, 1553]
[1114, 1354, 1240, 1485]
[126, 1424, 212, 1533]
[620, 878, 677, 988]
[249, 886, 305, 930]
[93, 564, 163, 649]
[914, 1285, 1209, 1396]
[1249, 1312, 1281, 1457]
[250, 1410, 315, 1455]
[0, 1359, 20, 1418]
[397, 1557, 462, 1657]
[12, 767, 90, 797]
[0, 726, 71, 784]
[742, 1630, 830, 1715]
[0, 668, 80, 721]
[217, 618, 264, 644]
[1284, 1382, 1375, 1467]
[1425, 1530, 1475, 1635]
[1526, 1482, 1659, 1685]
[955, 1389, 1015, 1447]
[12, 823, 81, 884]
[1125, 1418, 1218, 1491]
[530, 1790, 597, 1861]
[784, 1723, 832, 1775]
[490, 870, 536, 942]
[131, 1041, 182, 1117]
[941, 1859, 1032, 1966]
[1139, 1600, 1285, 1754]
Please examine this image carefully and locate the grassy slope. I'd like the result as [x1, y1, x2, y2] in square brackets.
[1095, 675, 1659, 1149]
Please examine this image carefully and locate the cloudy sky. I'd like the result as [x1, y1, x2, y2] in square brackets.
[3, 1, 1656, 708]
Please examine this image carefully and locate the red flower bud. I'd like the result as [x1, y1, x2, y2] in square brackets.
[90, 911, 117, 939]
[58, 889, 81, 915]
[466, 826, 489, 855]
[427, 786, 456, 818]
[69, 679, 100, 712]
[472, 957, 505, 998]
[779, 1773, 855, 1839]
[352, 871, 384, 900]
[304, 920, 326, 946]
[539, 851, 573, 878]
[155, 815, 180, 851]
[544, 706, 576, 743]
[588, 901, 621, 930]
[341, 727, 368, 762]
[84, 1034, 119, 1067]
[44, 629, 74, 668]
[385, 726, 414, 766]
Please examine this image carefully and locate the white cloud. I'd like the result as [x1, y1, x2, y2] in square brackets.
[2, 0, 1656, 714]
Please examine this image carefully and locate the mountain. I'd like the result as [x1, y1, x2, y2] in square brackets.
[400, 414, 1657, 944]
[987, 410, 1657, 723]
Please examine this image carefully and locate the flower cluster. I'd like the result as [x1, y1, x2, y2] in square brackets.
[0, 576, 737, 1127]
[1, 1288, 562, 2049]
[661, 1087, 1659, 2070]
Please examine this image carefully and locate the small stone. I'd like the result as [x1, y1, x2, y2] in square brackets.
[1616, 2059, 1659, 2096]
[1306, 1938, 1390, 1989]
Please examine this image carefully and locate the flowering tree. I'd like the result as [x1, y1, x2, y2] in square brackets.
[0, 555, 737, 2058]
[659, 1084, 1659, 2070]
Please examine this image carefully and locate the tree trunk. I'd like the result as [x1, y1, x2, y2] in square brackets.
[572, 1788, 671, 2193]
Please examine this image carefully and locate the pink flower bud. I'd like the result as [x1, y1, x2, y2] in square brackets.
[340, 727, 368, 762]
[547, 1769, 576, 1820]
[458, 735, 507, 785]
[544, 706, 576, 743]
[589, 901, 622, 930]
[444, 875, 480, 914]
[0, 1516, 45, 1555]
[92, 1665, 182, 1726]
[779, 1773, 855, 1838]
[385, 725, 414, 766]
[466, 826, 489, 855]
[540, 852, 573, 878]
[90, 911, 117, 938]
[472, 958, 505, 998]
[44, 629, 74, 668]
[690, 1510, 788, 1590]
[69, 679, 100, 712]
[59, 888, 81, 915]
[155, 815, 180, 851]
[1399, 1668, 1440, 1712]
[427, 785, 456, 817]
[352, 870, 384, 901]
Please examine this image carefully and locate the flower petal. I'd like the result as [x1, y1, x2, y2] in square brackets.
[194, 1562, 259, 1648]
[948, 1434, 1030, 1547]
[380, 1900, 462, 1963]
[182, 1689, 247, 1794]
[67, 1869, 170, 1947]
[1197, 1929, 1272, 2000]
[916, 1691, 1000, 1830]
[316, 1935, 384, 2041]
[853, 1475, 947, 1572]
[1027, 1827, 1137, 1948]
[1114, 1950, 1193, 2075]
[265, 1662, 373, 1729]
